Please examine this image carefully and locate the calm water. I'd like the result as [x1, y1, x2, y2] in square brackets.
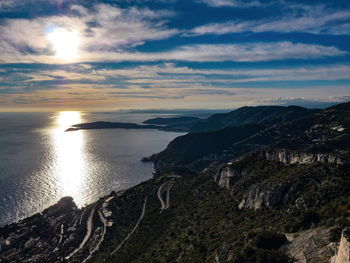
[0, 111, 182, 226]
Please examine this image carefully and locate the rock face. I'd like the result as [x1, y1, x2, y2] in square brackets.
[238, 183, 292, 210]
[214, 165, 243, 189]
[282, 227, 337, 263]
[334, 227, 350, 263]
[248, 149, 345, 165]
[216, 163, 296, 210]
[216, 148, 345, 191]
[215, 147, 346, 210]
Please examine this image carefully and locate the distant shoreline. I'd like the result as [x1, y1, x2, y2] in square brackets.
[66, 116, 202, 133]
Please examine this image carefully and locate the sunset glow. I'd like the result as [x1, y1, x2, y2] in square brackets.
[47, 28, 80, 60]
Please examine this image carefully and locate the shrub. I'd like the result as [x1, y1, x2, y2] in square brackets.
[335, 217, 350, 228]
[329, 226, 343, 242]
[299, 210, 320, 229]
[233, 246, 293, 263]
[252, 231, 288, 250]
[326, 218, 335, 227]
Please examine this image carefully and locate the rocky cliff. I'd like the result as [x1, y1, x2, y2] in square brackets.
[215, 147, 345, 193]
[215, 160, 296, 210]
[282, 227, 338, 263]
[333, 227, 350, 263]
[215, 147, 349, 211]
[214, 165, 244, 189]
[247, 149, 346, 165]
[238, 183, 293, 210]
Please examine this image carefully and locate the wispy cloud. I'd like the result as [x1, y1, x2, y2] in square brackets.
[2, 41, 344, 64]
[3, 63, 350, 89]
[255, 96, 350, 108]
[106, 42, 343, 63]
[94, 63, 350, 86]
[198, 0, 262, 8]
[189, 6, 350, 35]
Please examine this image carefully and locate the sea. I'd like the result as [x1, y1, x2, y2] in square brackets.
[0, 111, 183, 226]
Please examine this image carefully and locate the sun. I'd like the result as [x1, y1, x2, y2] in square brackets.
[56, 111, 82, 128]
[47, 27, 80, 60]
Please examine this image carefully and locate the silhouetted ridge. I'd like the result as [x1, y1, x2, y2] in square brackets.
[190, 105, 319, 133]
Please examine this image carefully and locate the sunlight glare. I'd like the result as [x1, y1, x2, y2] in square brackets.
[53, 111, 86, 203]
[47, 28, 80, 60]
[56, 111, 81, 127]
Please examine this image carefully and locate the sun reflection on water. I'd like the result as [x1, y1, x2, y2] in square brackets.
[53, 111, 86, 204]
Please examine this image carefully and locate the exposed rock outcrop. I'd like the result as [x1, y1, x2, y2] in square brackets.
[248, 149, 346, 165]
[282, 227, 337, 263]
[214, 165, 244, 189]
[216, 147, 346, 191]
[333, 227, 350, 263]
[238, 183, 293, 210]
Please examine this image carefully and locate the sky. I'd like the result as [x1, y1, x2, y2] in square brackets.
[0, 0, 349, 111]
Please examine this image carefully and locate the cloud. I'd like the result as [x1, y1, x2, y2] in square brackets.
[189, 6, 350, 35]
[198, 0, 262, 8]
[0, 3, 177, 63]
[126, 42, 345, 62]
[1, 38, 345, 64]
[107, 91, 185, 100]
[255, 96, 350, 108]
[8, 41, 345, 64]
[77, 63, 350, 86]
[90, 63, 350, 81]
[0, 1, 347, 64]
[23, 70, 106, 82]
[3, 63, 350, 91]
[0, 0, 349, 110]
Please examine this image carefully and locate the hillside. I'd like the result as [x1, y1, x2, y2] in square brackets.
[89, 159, 348, 263]
[143, 116, 200, 126]
[143, 124, 264, 172]
[88, 103, 350, 263]
[149, 102, 349, 173]
[190, 105, 319, 133]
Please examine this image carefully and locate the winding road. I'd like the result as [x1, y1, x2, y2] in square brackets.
[110, 196, 148, 256]
[158, 180, 174, 211]
[66, 204, 96, 260]
[157, 182, 167, 210]
[81, 210, 107, 263]
[165, 182, 174, 210]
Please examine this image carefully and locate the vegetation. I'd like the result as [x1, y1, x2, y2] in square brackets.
[87, 157, 349, 263]
[190, 105, 318, 133]
[153, 124, 263, 167]
[151, 102, 350, 173]
[2, 102, 349, 262]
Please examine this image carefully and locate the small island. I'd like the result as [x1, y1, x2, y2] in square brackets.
[65, 121, 160, 132]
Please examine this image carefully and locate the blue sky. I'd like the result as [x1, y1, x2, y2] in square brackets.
[0, 0, 349, 111]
